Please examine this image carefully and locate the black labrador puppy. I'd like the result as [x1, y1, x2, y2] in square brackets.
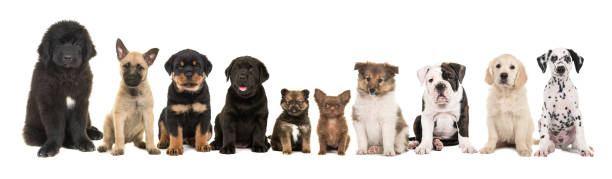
[23, 20, 103, 157]
[211, 56, 270, 154]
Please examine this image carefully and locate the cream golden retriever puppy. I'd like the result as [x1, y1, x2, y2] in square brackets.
[480, 54, 535, 157]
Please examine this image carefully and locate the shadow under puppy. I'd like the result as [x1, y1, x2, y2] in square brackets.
[270, 89, 311, 155]
[314, 89, 351, 156]
[23, 20, 103, 157]
[480, 54, 536, 157]
[97, 39, 160, 155]
[157, 49, 213, 156]
[352, 62, 411, 156]
[210, 56, 270, 154]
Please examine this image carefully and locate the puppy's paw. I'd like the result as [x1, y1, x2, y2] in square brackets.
[37, 143, 60, 157]
[383, 149, 396, 157]
[534, 149, 549, 157]
[157, 141, 169, 149]
[459, 142, 477, 154]
[210, 140, 221, 150]
[415, 143, 432, 155]
[134, 141, 146, 149]
[252, 145, 268, 153]
[167, 146, 184, 156]
[302, 148, 311, 154]
[407, 141, 419, 149]
[580, 148, 594, 157]
[318, 150, 326, 155]
[220, 146, 236, 154]
[368, 146, 380, 154]
[517, 148, 532, 157]
[479, 146, 495, 154]
[75, 141, 95, 152]
[196, 144, 212, 152]
[97, 145, 108, 153]
[111, 148, 124, 156]
[433, 138, 444, 151]
[87, 127, 103, 140]
[148, 148, 161, 155]
[282, 148, 292, 155]
[338, 151, 346, 156]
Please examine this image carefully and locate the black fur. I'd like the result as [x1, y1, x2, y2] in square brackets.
[158, 49, 213, 145]
[210, 56, 270, 154]
[23, 20, 102, 157]
[567, 49, 584, 73]
[270, 89, 311, 152]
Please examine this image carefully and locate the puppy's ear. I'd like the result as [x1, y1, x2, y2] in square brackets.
[314, 88, 326, 104]
[384, 63, 399, 77]
[164, 54, 175, 76]
[258, 62, 270, 83]
[339, 90, 351, 104]
[567, 49, 584, 73]
[448, 63, 466, 83]
[302, 89, 310, 99]
[354, 62, 367, 74]
[417, 66, 431, 85]
[116, 38, 128, 61]
[37, 35, 51, 66]
[224, 60, 235, 81]
[83, 31, 97, 62]
[513, 60, 528, 88]
[537, 50, 550, 73]
[484, 61, 494, 85]
[143, 48, 159, 66]
[281, 88, 289, 97]
[201, 54, 212, 76]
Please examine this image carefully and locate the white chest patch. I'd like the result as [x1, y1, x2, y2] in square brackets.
[290, 124, 299, 141]
[66, 96, 76, 109]
[433, 113, 457, 139]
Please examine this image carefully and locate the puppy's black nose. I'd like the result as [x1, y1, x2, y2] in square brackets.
[62, 55, 73, 63]
[185, 72, 193, 79]
[435, 83, 445, 91]
[500, 73, 508, 79]
[369, 88, 375, 94]
[556, 66, 565, 74]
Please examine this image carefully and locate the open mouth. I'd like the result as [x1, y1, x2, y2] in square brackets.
[239, 86, 248, 92]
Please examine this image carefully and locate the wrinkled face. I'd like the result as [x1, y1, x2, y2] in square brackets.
[281, 89, 309, 116]
[314, 89, 350, 118]
[537, 48, 584, 77]
[166, 49, 212, 93]
[354, 62, 398, 96]
[418, 63, 465, 104]
[225, 56, 269, 98]
[51, 41, 84, 68]
[489, 55, 520, 88]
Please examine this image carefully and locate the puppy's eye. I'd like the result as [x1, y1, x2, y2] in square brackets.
[510, 65, 515, 70]
[366, 77, 371, 81]
[193, 61, 197, 66]
[123, 64, 129, 68]
[378, 79, 383, 83]
[428, 79, 433, 83]
[180, 61, 184, 67]
[496, 64, 501, 69]
[137, 64, 144, 70]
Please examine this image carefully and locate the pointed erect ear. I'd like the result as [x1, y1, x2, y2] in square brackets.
[567, 49, 584, 73]
[164, 54, 175, 76]
[537, 50, 550, 73]
[385, 63, 399, 77]
[116, 38, 128, 60]
[314, 88, 326, 104]
[339, 90, 351, 104]
[417, 66, 431, 85]
[225, 60, 235, 81]
[484, 60, 494, 85]
[143, 48, 159, 66]
[302, 89, 310, 99]
[281, 88, 289, 97]
[448, 63, 466, 83]
[201, 54, 212, 76]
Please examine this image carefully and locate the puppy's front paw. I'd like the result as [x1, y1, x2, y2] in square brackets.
[517, 148, 532, 157]
[318, 150, 326, 155]
[407, 141, 419, 149]
[87, 127, 103, 140]
[337, 151, 346, 156]
[75, 141, 95, 152]
[148, 148, 161, 155]
[196, 144, 211, 152]
[479, 146, 495, 154]
[580, 148, 594, 157]
[220, 146, 236, 154]
[157, 141, 169, 149]
[282, 148, 292, 155]
[383, 149, 396, 157]
[415, 143, 432, 155]
[37, 143, 60, 157]
[302, 148, 311, 154]
[368, 146, 380, 154]
[252, 145, 268, 153]
[97, 145, 108, 153]
[459, 142, 477, 154]
[210, 140, 221, 150]
[534, 149, 549, 157]
[111, 148, 124, 156]
[433, 138, 444, 151]
[534, 141, 554, 157]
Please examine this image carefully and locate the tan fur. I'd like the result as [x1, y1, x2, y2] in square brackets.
[192, 102, 208, 113]
[97, 47, 160, 155]
[354, 62, 398, 96]
[157, 122, 170, 149]
[167, 127, 184, 156]
[172, 72, 204, 92]
[195, 125, 211, 152]
[480, 54, 535, 157]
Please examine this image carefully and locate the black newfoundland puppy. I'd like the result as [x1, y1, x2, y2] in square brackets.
[211, 56, 270, 154]
[23, 20, 103, 157]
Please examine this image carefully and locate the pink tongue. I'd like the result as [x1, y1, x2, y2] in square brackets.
[239, 86, 247, 91]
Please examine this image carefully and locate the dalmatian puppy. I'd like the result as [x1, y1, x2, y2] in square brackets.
[412, 62, 477, 155]
[534, 48, 593, 157]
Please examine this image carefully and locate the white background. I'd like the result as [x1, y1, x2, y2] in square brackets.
[0, 0, 608, 178]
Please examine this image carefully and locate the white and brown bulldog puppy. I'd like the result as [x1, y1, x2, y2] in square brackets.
[412, 62, 477, 154]
[352, 62, 411, 156]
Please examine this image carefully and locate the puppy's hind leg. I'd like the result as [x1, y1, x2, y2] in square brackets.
[97, 114, 115, 153]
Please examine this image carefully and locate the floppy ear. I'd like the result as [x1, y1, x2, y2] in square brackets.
[537, 50, 550, 73]
[513, 60, 528, 88]
[83, 32, 97, 62]
[259, 62, 270, 83]
[417, 66, 431, 85]
[314, 88, 326, 104]
[354, 62, 367, 73]
[201, 54, 212, 76]
[384, 63, 399, 77]
[224, 60, 235, 81]
[339, 90, 351, 104]
[37, 35, 51, 65]
[116, 38, 128, 61]
[302, 89, 310, 99]
[281, 88, 289, 97]
[484, 61, 494, 85]
[448, 63, 466, 83]
[164, 54, 175, 76]
[567, 49, 584, 73]
[143, 48, 159, 66]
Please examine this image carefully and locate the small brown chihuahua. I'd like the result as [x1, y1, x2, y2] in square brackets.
[314, 89, 351, 155]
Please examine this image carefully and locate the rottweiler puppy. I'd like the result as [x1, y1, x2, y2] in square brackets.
[210, 56, 270, 154]
[157, 49, 213, 156]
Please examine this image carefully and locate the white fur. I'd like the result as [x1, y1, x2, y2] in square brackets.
[66, 96, 75, 109]
[290, 124, 299, 142]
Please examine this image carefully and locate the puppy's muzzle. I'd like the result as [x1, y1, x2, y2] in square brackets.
[62, 55, 73, 65]
[435, 83, 446, 94]
[556, 66, 566, 75]
[124, 74, 141, 87]
[499, 72, 508, 84]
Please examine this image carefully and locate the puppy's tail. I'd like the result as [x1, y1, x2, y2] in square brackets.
[533, 139, 540, 145]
